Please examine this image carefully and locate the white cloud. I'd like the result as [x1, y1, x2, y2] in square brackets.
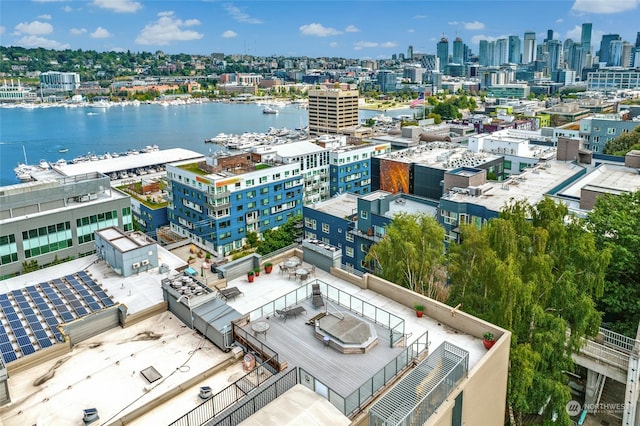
[556, 18, 564, 23]
[0, 26, 5, 35]
[135, 11, 203, 46]
[449, 21, 485, 30]
[16, 35, 70, 49]
[223, 4, 262, 24]
[15, 21, 53, 35]
[471, 34, 510, 45]
[345, 25, 359, 33]
[353, 41, 397, 51]
[572, 0, 638, 13]
[221, 30, 237, 38]
[92, 0, 142, 13]
[70, 28, 87, 35]
[329, 42, 338, 48]
[63, 6, 73, 12]
[413, 15, 427, 19]
[566, 25, 582, 41]
[299, 23, 342, 37]
[408, 29, 414, 33]
[38, 14, 52, 20]
[91, 27, 111, 39]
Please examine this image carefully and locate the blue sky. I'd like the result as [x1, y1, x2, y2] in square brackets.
[0, 0, 638, 58]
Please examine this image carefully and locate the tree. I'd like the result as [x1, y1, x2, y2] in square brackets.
[603, 125, 640, 156]
[365, 212, 448, 302]
[586, 190, 640, 337]
[447, 198, 609, 425]
[431, 102, 459, 120]
[255, 215, 302, 255]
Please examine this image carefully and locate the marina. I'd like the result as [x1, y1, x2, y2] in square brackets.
[204, 126, 309, 149]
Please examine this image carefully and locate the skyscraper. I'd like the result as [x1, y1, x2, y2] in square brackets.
[508, 35, 521, 64]
[407, 45, 414, 61]
[437, 36, 449, 72]
[581, 23, 592, 55]
[599, 34, 621, 65]
[547, 40, 563, 73]
[545, 29, 554, 43]
[452, 37, 464, 64]
[523, 31, 536, 64]
[608, 40, 623, 67]
[496, 39, 508, 65]
[478, 40, 489, 66]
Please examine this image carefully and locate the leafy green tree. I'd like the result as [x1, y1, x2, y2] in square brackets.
[427, 112, 442, 124]
[448, 198, 609, 426]
[245, 231, 259, 249]
[603, 125, 640, 155]
[365, 212, 448, 301]
[431, 102, 460, 120]
[586, 190, 640, 337]
[255, 215, 302, 255]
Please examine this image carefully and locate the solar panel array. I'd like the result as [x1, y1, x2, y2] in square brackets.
[0, 270, 116, 364]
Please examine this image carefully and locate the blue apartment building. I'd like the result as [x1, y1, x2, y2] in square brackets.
[303, 191, 437, 273]
[579, 113, 640, 153]
[329, 142, 391, 196]
[166, 152, 303, 256]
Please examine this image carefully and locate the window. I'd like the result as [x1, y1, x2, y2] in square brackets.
[346, 233, 354, 242]
[360, 210, 368, 219]
[322, 223, 330, 233]
[346, 247, 354, 257]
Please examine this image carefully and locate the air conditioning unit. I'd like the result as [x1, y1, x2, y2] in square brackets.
[141, 259, 149, 266]
[132, 262, 140, 269]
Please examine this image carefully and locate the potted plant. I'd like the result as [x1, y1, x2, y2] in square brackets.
[188, 256, 196, 264]
[247, 271, 255, 283]
[253, 267, 260, 277]
[482, 332, 496, 349]
[264, 262, 273, 274]
[414, 303, 425, 318]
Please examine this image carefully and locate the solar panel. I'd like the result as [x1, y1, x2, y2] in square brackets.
[40, 283, 75, 322]
[1, 351, 18, 363]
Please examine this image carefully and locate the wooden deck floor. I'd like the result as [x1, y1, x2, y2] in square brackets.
[242, 298, 404, 397]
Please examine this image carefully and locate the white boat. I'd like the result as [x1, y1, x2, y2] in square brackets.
[262, 106, 278, 114]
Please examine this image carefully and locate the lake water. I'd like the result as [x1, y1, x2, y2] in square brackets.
[0, 101, 411, 186]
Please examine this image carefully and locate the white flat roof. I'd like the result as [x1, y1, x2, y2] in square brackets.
[275, 141, 327, 157]
[443, 161, 585, 212]
[54, 148, 205, 176]
[559, 164, 640, 199]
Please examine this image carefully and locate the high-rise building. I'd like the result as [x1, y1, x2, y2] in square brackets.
[437, 36, 449, 72]
[545, 29, 554, 43]
[581, 23, 592, 55]
[407, 45, 414, 61]
[496, 38, 508, 66]
[547, 40, 563, 73]
[608, 40, 623, 67]
[523, 32, 536, 64]
[599, 34, 621, 65]
[508, 35, 521, 64]
[420, 54, 439, 72]
[621, 42, 633, 68]
[478, 40, 489, 66]
[452, 37, 464, 64]
[376, 70, 397, 93]
[308, 88, 360, 135]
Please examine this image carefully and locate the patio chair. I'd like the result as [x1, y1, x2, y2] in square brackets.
[311, 283, 324, 308]
[215, 285, 244, 301]
[279, 264, 286, 275]
[276, 306, 306, 322]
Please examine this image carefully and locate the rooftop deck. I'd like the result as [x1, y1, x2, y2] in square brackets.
[0, 251, 487, 425]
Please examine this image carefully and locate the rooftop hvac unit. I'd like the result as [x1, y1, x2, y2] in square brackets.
[132, 262, 140, 269]
[141, 259, 149, 266]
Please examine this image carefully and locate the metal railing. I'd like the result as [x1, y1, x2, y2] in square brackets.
[205, 368, 298, 426]
[578, 339, 630, 371]
[369, 342, 469, 426]
[298, 331, 430, 418]
[247, 280, 405, 347]
[169, 355, 280, 426]
[598, 327, 639, 354]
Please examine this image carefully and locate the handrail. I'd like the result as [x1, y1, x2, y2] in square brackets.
[578, 338, 630, 370]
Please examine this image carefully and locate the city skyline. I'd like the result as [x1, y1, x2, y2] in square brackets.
[0, 0, 639, 58]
